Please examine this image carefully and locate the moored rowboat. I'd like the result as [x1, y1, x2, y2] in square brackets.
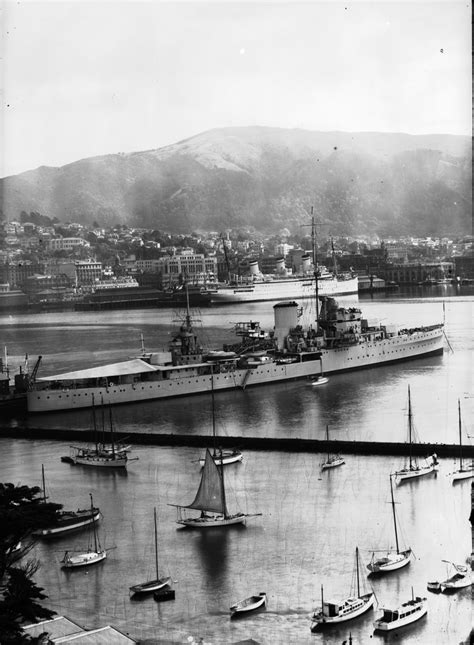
[230, 592, 267, 616]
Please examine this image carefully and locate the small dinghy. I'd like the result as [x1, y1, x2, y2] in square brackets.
[230, 592, 267, 617]
[427, 581, 441, 593]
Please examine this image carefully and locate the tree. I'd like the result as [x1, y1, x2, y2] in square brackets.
[0, 482, 60, 643]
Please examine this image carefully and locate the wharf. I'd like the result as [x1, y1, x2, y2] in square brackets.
[1, 427, 473, 458]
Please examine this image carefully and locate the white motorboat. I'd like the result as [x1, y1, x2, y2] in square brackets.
[230, 592, 267, 617]
[367, 475, 411, 574]
[61, 494, 107, 568]
[312, 376, 329, 386]
[394, 386, 439, 483]
[449, 399, 474, 482]
[130, 507, 172, 595]
[321, 425, 345, 470]
[311, 547, 375, 630]
[374, 589, 427, 632]
[170, 448, 261, 528]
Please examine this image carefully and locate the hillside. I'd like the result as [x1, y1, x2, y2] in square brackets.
[0, 127, 471, 236]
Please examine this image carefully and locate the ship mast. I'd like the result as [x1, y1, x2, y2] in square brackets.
[407, 386, 413, 470]
[311, 206, 320, 324]
[458, 398, 463, 470]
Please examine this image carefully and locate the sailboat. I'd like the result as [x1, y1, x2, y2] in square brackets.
[69, 396, 131, 468]
[61, 494, 107, 568]
[170, 448, 261, 528]
[33, 465, 101, 538]
[449, 399, 474, 482]
[129, 507, 172, 595]
[198, 374, 243, 468]
[367, 475, 411, 574]
[321, 425, 345, 470]
[394, 386, 438, 483]
[310, 547, 375, 630]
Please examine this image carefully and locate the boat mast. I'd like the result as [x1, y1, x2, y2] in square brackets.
[92, 393, 98, 452]
[407, 386, 413, 470]
[109, 406, 115, 457]
[219, 448, 228, 519]
[154, 506, 159, 579]
[211, 371, 216, 458]
[326, 425, 330, 461]
[41, 464, 47, 503]
[90, 493, 98, 552]
[390, 475, 400, 554]
[311, 206, 320, 324]
[355, 546, 360, 597]
[458, 398, 463, 470]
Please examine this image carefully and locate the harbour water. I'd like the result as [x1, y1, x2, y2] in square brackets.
[1, 286, 473, 643]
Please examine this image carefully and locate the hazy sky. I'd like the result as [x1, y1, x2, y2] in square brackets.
[2, 1, 471, 177]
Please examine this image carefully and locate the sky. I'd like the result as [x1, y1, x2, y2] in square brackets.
[1, 0, 471, 177]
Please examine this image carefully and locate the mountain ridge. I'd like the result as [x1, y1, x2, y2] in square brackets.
[0, 127, 471, 236]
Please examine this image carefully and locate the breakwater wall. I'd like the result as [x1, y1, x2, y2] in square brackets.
[1, 426, 473, 458]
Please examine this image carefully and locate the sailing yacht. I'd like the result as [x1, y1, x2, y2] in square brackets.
[129, 507, 172, 595]
[310, 547, 375, 630]
[61, 494, 107, 568]
[170, 449, 261, 528]
[69, 396, 131, 468]
[321, 425, 345, 470]
[449, 399, 474, 482]
[394, 386, 438, 483]
[367, 475, 411, 574]
[33, 465, 101, 538]
[198, 374, 243, 468]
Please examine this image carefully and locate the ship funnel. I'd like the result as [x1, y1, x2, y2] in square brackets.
[249, 260, 260, 276]
[273, 301, 299, 350]
[301, 254, 311, 274]
[275, 257, 286, 275]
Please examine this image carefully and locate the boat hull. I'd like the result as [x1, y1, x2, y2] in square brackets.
[374, 601, 427, 631]
[130, 577, 172, 595]
[177, 513, 247, 528]
[321, 457, 345, 470]
[33, 510, 101, 538]
[367, 550, 411, 574]
[28, 328, 444, 413]
[199, 451, 243, 467]
[451, 468, 474, 482]
[62, 550, 107, 568]
[230, 593, 267, 617]
[440, 578, 472, 593]
[311, 593, 375, 629]
[395, 464, 437, 482]
[72, 453, 128, 468]
[209, 276, 358, 304]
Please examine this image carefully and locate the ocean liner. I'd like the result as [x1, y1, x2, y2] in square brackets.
[207, 257, 358, 304]
[27, 294, 444, 413]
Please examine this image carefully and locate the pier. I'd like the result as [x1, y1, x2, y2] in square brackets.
[1, 427, 473, 458]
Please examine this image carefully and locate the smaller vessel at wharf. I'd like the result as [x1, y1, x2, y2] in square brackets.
[311, 375, 328, 386]
[129, 507, 171, 596]
[310, 547, 375, 630]
[321, 425, 345, 470]
[367, 475, 411, 574]
[198, 374, 243, 468]
[61, 495, 107, 568]
[169, 448, 261, 528]
[0, 351, 41, 411]
[32, 465, 101, 539]
[66, 397, 134, 469]
[230, 592, 267, 617]
[434, 561, 473, 593]
[373, 589, 427, 632]
[27, 290, 445, 413]
[394, 386, 438, 483]
[449, 399, 474, 482]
